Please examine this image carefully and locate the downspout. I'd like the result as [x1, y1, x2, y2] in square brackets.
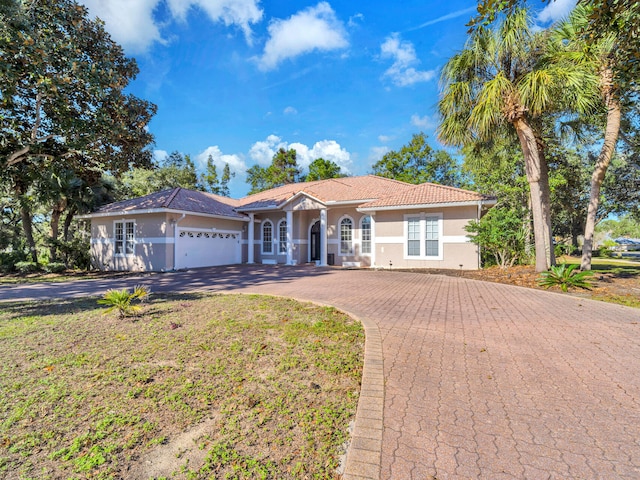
[172, 213, 186, 271]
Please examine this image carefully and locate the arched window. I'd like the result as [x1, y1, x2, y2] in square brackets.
[340, 217, 353, 255]
[360, 216, 371, 254]
[262, 220, 273, 254]
[278, 219, 287, 254]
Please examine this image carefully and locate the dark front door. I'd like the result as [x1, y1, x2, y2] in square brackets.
[310, 221, 321, 262]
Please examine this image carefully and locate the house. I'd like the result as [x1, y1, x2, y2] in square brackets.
[81, 175, 495, 271]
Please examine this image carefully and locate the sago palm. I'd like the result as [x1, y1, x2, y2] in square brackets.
[438, 8, 598, 272]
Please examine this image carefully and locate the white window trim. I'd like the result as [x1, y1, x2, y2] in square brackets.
[262, 220, 274, 255]
[403, 213, 443, 261]
[277, 218, 287, 255]
[360, 215, 372, 256]
[114, 219, 136, 257]
[339, 215, 354, 255]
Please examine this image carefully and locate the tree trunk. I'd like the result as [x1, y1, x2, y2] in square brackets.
[49, 199, 66, 262]
[513, 118, 555, 272]
[524, 195, 533, 258]
[63, 206, 77, 242]
[581, 68, 621, 271]
[15, 183, 38, 263]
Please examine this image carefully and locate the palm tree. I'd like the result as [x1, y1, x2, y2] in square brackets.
[549, 5, 621, 271]
[438, 8, 597, 272]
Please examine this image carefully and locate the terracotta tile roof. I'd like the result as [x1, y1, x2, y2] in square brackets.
[91, 176, 492, 218]
[95, 187, 244, 218]
[237, 175, 415, 210]
[359, 182, 495, 209]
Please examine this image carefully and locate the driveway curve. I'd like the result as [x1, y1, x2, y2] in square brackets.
[1, 265, 639, 479]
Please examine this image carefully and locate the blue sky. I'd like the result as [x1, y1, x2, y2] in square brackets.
[79, 0, 576, 198]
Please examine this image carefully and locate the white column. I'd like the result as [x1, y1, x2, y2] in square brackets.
[370, 213, 376, 267]
[320, 208, 328, 267]
[247, 213, 255, 264]
[286, 210, 293, 265]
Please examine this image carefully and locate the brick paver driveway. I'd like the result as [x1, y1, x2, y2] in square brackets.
[2, 265, 639, 479]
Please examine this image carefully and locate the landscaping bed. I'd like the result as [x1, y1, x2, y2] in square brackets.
[0, 294, 364, 479]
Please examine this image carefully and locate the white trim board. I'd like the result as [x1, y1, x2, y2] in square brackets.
[442, 235, 471, 244]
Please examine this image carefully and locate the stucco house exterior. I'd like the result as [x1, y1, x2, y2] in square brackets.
[81, 175, 495, 271]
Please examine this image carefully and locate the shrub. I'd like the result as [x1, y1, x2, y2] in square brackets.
[465, 207, 526, 268]
[14, 261, 40, 274]
[97, 285, 150, 319]
[44, 262, 67, 273]
[48, 237, 91, 270]
[537, 264, 594, 292]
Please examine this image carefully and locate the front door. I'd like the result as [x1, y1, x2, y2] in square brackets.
[310, 221, 321, 262]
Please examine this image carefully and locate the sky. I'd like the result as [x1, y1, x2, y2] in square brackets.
[78, 0, 577, 198]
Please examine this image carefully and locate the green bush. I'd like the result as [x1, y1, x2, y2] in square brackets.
[48, 237, 91, 270]
[45, 262, 67, 273]
[465, 207, 526, 268]
[0, 250, 29, 272]
[537, 264, 594, 292]
[14, 261, 40, 274]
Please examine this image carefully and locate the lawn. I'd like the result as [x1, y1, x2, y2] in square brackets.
[0, 294, 364, 479]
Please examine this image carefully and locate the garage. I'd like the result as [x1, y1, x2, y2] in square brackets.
[175, 228, 241, 269]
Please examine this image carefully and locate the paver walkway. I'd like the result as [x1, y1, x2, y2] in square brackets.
[1, 265, 639, 479]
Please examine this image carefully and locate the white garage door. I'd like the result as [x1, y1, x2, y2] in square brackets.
[175, 229, 241, 269]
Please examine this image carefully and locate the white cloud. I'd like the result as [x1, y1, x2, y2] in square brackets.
[248, 135, 352, 172]
[291, 140, 352, 172]
[283, 106, 298, 115]
[369, 146, 389, 163]
[410, 6, 476, 30]
[167, 0, 263, 45]
[411, 113, 438, 130]
[196, 145, 247, 172]
[153, 149, 170, 164]
[257, 2, 348, 71]
[80, 0, 162, 53]
[79, 0, 262, 53]
[380, 34, 436, 87]
[537, 0, 577, 24]
[378, 135, 393, 143]
[348, 13, 364, 27]
[248, 135, 289, 166]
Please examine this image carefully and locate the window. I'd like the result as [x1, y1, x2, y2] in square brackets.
[115, 220, 135, 256]
[278, 220, 287, 254]
[407, 218, 421, 256]
[361, 216, 371, 254]
[405, 215, 441, 259]
[262, 220, 273, 254]
[425, 217, 439, 257]
[340, 217, 353, 254]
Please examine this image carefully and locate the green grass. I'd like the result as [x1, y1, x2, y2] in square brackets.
[560, 255, 640, 275]
[0, 270, 147, 285]
[0, 294, 364, 479]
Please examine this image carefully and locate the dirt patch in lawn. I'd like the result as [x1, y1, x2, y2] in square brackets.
[0, 294, 364, 479]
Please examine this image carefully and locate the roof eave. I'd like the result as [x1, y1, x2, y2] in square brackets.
[235, 204, 282, 213]
[357, 198, 497, 212]
[325, 198, 377, 206]
[77, 207, 249, 222]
